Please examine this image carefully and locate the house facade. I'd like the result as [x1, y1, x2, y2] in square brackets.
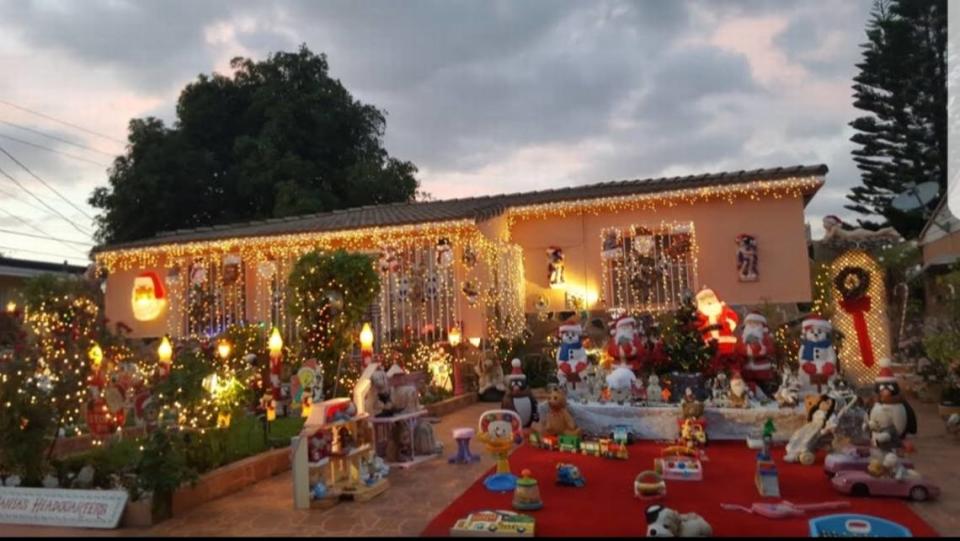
[93, 164, 826, 349]
[0, 257, 87, 309]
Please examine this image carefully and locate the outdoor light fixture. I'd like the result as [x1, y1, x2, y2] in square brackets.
[5, 301, 15, 314]
[88, 343, 103, 370]
[360, 322, 374, 366]
[217, 339, 232, 361]
[268, 327, 284, 358]
[131, 271, 167, 321]
[157, 336, 173, 377]
[469, 337, 482, 349]
[448, 325, 462, 348]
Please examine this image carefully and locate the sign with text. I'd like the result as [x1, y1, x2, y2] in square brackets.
[0, 487, 128, 529]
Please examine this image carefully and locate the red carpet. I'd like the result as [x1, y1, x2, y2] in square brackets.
[423, 441, 939, 537]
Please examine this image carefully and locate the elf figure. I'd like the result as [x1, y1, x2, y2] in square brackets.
[556, 320, 588, 395]
[605, 315, 647, 373]
[736, 312, 777, 394]
[695, 288, 739, 369]
[798, 316, 837, 390]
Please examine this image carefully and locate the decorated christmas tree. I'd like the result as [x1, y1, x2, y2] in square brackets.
[660, 292, 715, 374]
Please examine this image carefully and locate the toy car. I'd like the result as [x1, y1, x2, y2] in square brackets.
[654, 455, 703, 481]
[831, 470, 940, 502]
[824, 447, 913, 478]
[555, 463, 585, 487]
[609, 424, 636, 445]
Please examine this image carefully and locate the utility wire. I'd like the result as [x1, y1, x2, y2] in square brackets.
[0, 163, 93, 237]
[0, 228, 92, 246]
[0, 98, 125, 145]
[0, 143, 95, 220]
[0, 120, 119, 157]
[0, 185, 52, 215]
[0, 132, 110, 168]
[0, 208, 91, 257]
[0, 244, 89, 263]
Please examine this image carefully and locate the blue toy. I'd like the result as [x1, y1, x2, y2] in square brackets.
[809, 514, 911, 537]
[556, 463, 585, 487]
[311, 481, 328, 500]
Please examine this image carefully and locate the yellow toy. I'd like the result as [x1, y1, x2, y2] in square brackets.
[478, 409, 524, 492]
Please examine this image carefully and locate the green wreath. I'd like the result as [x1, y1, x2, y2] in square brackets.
[834, 265, 870, 300]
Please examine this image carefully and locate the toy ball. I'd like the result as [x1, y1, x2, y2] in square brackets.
[311, 482, 328, 500]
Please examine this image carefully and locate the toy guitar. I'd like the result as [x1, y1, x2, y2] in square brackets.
[720, 500, 850, 519]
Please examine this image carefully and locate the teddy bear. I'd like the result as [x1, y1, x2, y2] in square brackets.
[537, 387, 580, 437]
[645, 504, 713, 537]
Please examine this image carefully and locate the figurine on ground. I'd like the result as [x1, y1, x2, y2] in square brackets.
[556, 320, 589, 396]
[607, 364, 638, 405]
[736, 312, 777, 396]
[645, 504, 713, 537]
[476, 354, 507, 402]
[695, 287, 740, 370]
[606, 315, 647, 373]
[867, 358, 917, 453]
[774, 366, 801, 408]
[783, 394, 837, 464]
[538, 387, 580, 437]
[798, 316, 837, 391]
[502, 359, 539, 428]
[728, 371, 750, 408]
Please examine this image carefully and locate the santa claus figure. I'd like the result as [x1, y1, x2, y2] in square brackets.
[695, 288, 739, 371]
[556, 320, 588, 394]
[736, 313, 776, 393]
[798, 316, 837, 390]
[868, 358, 917, 453]
[606, 316, 647, 373]
[502, 359, 538, 428]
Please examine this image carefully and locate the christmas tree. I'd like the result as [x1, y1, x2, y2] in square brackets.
[660, 293, 715, 374]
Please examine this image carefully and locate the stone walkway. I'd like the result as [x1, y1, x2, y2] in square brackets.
[6, 399, 959, 536]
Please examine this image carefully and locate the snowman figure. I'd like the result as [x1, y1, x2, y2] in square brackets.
[556, 320, 588, 396]
[798, 316, 837, 391]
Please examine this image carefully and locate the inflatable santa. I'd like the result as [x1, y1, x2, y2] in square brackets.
[606, 315, 646, 373]
[798, 315, 837, 390]
[695, 288, 739, 371]
[556, 320, 588, 394]
[868, 358, 917, 453]
[736, 312, 776, 393]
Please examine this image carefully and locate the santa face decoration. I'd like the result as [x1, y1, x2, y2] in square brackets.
[131, 272, 167, 321]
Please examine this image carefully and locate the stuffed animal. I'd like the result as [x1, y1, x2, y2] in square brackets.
[475, 355, 507, 402]
[538, 387, 580, 437]
[645, 504, 713, 537]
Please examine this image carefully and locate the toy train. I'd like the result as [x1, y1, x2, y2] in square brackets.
[527, 431, 628, 460]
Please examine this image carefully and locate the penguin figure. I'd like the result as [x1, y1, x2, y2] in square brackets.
[867, 358, 917, 452]
[501, 359, 539, 428]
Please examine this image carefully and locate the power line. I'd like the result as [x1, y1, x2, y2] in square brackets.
[0, 143, 95, 220]
[0, 185, 52, 215]
[0, 244, 90, 263]
[0, 163, 93, 237]
[0, 132, 110, 168]
[0, 228, 92, 246]
[0, 120, 120, 157]
[0, 208, 90, 257]
[0, 98, 125, 145]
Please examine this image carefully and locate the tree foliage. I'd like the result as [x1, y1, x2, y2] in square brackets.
[846, 0, 946, 238]
[90, 45, 419, 244]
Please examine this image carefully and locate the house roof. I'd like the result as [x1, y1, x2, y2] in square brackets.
[0, 256, 87, 279]
[96, 163, 827, 252]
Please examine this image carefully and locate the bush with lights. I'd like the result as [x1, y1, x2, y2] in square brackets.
[286, 249, 380, 397]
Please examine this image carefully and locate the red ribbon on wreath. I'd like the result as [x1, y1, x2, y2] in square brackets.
[835, 266, 875, 368]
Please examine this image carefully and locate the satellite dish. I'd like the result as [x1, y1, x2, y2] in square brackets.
[891, 181, 940, 212]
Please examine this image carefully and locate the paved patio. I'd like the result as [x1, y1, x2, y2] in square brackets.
[6, 399, 959, 537]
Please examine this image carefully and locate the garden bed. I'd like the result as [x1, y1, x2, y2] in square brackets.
[51, 427, 147, 458]
[171, 446, 291, 517]
[425, 392, 477, 417]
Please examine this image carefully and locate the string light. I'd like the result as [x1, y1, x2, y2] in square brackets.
[830, 250, 891, 387]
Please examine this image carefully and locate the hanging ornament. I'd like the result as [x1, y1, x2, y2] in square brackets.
[632, 235, 655, 257]
[462, 280, 480, 306]
[547, 246, 565, 288]
[601, 230, 623, 260]
[379, 246, 401, 273]
[462, 244, 478, 269]
[257, 260, 277, 280]
[436, 238, 454, 268]
[222, 254, 241, 285]
[131, 271, 167, 322]
[735, 234, 759, 282]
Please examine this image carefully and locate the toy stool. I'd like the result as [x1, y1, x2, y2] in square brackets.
[449, 427, 480, 464]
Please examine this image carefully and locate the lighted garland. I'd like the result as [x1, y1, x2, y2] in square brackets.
[834, 266, 870, 301]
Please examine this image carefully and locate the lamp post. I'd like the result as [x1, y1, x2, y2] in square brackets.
[157, 335, 173, 378]
[449, 324, 464, 396]
[268, 327, 283, 401]
[360, 323, 374, 367]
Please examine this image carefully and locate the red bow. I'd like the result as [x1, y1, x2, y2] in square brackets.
[839, 296, 875, 368]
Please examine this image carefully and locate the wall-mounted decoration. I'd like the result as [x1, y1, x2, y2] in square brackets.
[257, 260, 277, 279]
[131, 271, 167, 322]
[534, 294, 550, 320]
[736, 234, 759, 282]
[462, 280, 480, 306]
[189, 263, 208, 286]
[462, 244, 478, 269]
[436, 238, 454, 268]
[830, 250, 890, 387]
[379, 246, 400, 273]
[631, 235, 655, 257]
[601, 230, 622, 260]
[165, 263, 181, 288]
[222, 254, 241, 285]
[547, 246, 565, 288]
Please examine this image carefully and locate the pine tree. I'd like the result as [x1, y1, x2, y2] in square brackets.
[660, 294, 715, 374]
[846, 0, 946, 238]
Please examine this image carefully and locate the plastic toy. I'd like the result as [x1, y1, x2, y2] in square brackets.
[721, 500, 850, 519]
[555, 463, 585, 487]
[755, 458, 780, 498]
[558, 434, 580, 453]
[477, 409, 524, 492]
[449, 427, 481, 464]
[311, 481, 328, 500]
[512, 469, 544, 511]
[784, 394, 856, 465]
[634, 470, 666, 500]
[450, 510, 535, 537]
[824, 446, 913, 478]
[808, 514, 912, 537]
[831, 469, 940, 501]
[645, 504, 712, 537]
[609, 424, 636, 445]
[654, 447, 702, 481]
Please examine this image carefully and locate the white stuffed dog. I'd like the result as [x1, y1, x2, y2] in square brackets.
[645, 504, 713, 537]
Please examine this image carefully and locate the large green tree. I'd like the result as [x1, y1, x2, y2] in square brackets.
[90, 45, 419, 244]
[846, 0, 946, 238]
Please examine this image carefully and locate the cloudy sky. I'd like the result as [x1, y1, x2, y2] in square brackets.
[0, 0, 875, 265]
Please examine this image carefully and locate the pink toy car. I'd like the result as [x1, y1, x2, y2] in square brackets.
[831, 470, 940, 502]
[823, 447, 913, 478]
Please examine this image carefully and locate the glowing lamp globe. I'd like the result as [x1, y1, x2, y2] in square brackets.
[448, 326, 462, 348]
[468, 337, 482, 349]
[268, 327, 283, 358]
[5, 300, 15, 314]
[131, 272, 167, 322]
[217, 340, 232, 361]
[157, 336, 173, 364]
[88, 343, 104, 370]
[359, 323, 374, 352]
